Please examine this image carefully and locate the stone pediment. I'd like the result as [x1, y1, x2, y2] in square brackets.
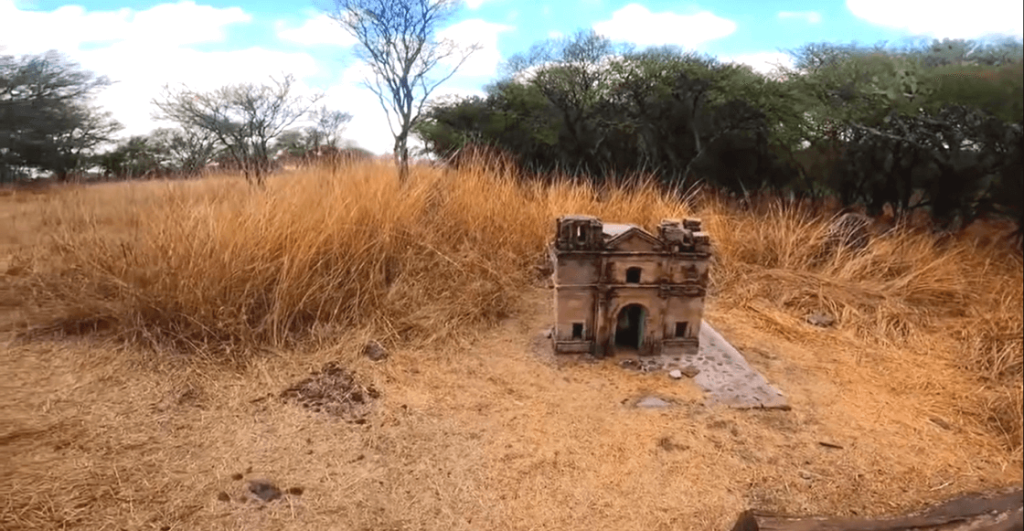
[604, 227, 661, 252]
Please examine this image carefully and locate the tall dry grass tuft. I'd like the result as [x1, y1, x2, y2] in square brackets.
[25, 164, 528, 355]
[13, 156, 1023, 456]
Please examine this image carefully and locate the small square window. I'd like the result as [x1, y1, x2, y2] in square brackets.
[572, 323, 584, 339]
[675, 322, 689, 338]
[626, 267, 642, 283]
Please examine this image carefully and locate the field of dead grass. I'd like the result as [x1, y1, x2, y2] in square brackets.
[1, 160, 1021, 530]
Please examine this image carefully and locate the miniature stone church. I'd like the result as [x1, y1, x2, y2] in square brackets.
[549, 215, 712, 357]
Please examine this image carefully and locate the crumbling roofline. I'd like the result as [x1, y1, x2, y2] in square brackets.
[603, 226, 663, 248]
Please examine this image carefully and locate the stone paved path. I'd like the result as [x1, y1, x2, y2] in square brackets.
[659, 321, 789, 409]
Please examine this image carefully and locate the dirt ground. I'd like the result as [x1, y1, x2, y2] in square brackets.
[2, 288, 1020, 531]
[2, 179, 1021, 530]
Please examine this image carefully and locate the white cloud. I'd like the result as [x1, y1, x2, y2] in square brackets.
[276, 13, 356, 47]
[0, 1, 331, 147]
[592, 3, 736, 49]
[437, 19, 514, 78]
[778, 11, 822, 24]
[846, 0, 1023, 39]
[84, 44, 320, 140]
[721, 51, 795, 77]
[0, 0, 250, 55]
[548, 30, 563, 39]
[0, 1, 504, 157]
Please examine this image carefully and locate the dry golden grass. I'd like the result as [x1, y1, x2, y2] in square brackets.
[1, 159, 1021, 530]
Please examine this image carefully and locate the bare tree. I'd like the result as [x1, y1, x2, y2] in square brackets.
[328, 0, 480, 183]
[306, 106, 353, 150]
[152, 75, 322, 186]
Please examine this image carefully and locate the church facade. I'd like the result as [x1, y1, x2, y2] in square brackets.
[549, 215, 712, 357]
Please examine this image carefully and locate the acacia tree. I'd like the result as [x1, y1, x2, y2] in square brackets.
[1, 50, 121, 182]
[152, 75, 322, 186]
[328, 0, 480, 183]
[151, 127, 218, 177]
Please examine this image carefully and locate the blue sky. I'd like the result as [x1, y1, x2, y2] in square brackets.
[2, 0, 1022, 155]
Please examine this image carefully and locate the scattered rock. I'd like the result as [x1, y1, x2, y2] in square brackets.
[636, 396, 672, 408]
[818, 441, 843, 450]
[669, 369, 683, 379]
[280, 362, 379, 422]
[362, 340, 389, 362]
[639, 359, 662, 372]
[230, 472, 243, 481]
[799, 470, 813, 480]
[248, 480, 282, 502]
[680, 365, 701, 378]
[216, 491, 231, 502]
[657, 436, 688, 452]
[619, 359, 640, 370]
[544, 328, 552, 339]
[286, 487, 304, 496]
[929, 416, 952, 430]
[806, 311, 836, 328]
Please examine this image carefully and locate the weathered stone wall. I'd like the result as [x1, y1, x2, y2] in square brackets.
[554, 254, 599, 285]
[554, 286, 595, 342]
[664, 296, 702, 339]
[604, 255, 663, 284]
[667, 259, 710, 283]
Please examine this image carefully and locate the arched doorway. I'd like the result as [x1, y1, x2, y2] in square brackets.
[614, 304, 647, 350]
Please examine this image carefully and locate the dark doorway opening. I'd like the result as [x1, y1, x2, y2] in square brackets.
[615, 304, 646, 350]
[571, 322, 584, 340]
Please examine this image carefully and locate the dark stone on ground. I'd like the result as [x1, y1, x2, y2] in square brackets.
[806, 311, 836, 328]
[363, 340, 389, 361]
[248, 480, 282, 502]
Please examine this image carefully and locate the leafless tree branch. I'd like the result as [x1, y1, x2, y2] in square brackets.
[328, 0, 480, 182]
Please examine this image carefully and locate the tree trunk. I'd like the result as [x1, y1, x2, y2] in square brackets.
[395, 135, 410, 185]
[731, 487, 1022, 531]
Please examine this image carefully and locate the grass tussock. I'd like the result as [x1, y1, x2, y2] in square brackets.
[5, 156, 1023, 458]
